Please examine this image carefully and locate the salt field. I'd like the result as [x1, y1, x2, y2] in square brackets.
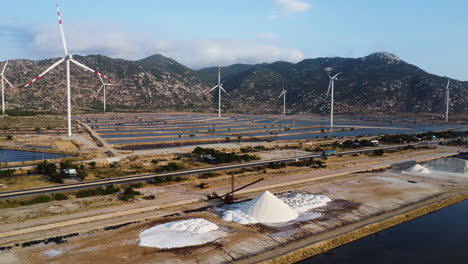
[77, 113, 465, 149]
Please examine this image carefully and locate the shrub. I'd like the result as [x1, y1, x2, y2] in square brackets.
[0, 169, 15, 177]
[151, 159, 159, 165]
[373, 149, 385, 156]
[5, 135, 13, 140]
[20, 195, 52, 206]
[54, 193, 68, 200]
[123, 186, 141, 196]
[88, 161, 97, 168]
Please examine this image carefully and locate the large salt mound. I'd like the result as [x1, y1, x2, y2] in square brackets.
[139, 218, 224, 249]
[403, 164, 431, 174]
[223, 191, 299, 224]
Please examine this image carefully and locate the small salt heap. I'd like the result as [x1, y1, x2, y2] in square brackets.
[403, 164, 431, 174]
[223, 191, 299, 224]
[139, 218, 224, 249]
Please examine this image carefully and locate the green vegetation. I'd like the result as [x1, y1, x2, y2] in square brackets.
[20, 195, 52, 206]
[88, 161, 97, 168]
[287, 158, 326, 168]
[0, 169, 15, 177]
[153, 175, 185, 184]
[54, 193, 68, 201]
[372, 149, 385, 156]
[75, 185, 120, 198]
[37, 160, 87, 183]
[155, 162, 185, 173]
[193, 147, 259, 164]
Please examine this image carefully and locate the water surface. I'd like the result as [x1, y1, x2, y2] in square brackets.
[297, 200, 468, 264]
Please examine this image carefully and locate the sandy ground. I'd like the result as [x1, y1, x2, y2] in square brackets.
[0, 144, 465, 263]
[0, 146, 456, 229]
[3, 164, 466, 264]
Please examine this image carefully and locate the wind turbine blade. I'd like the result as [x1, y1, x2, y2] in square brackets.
[446, 79, 450, 90]
[1, 60, 8, 75]
[3, 77, 13, 88]
[332, 72, 342, 79]
[278, 91, 285, 99]
[220, 86, 229, 95]
[209, 85, 219, 92]
[56, 4, 69, 56]
[326, 80, 332, 97]
[70, 59, 111, 80]
[97, 84, 104, 94]
[23, 58, 65, 88]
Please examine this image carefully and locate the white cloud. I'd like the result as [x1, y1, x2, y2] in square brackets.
[270, 0, 311, 19]
[19, 22, 304, 68]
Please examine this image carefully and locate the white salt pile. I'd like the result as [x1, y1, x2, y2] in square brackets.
[403, 164, 432, 174]
[281, 193, 332, 213]
[223, 191, 299, 224]
[139, 218, 225, 249]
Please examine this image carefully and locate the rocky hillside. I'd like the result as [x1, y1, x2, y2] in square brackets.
[2, 54, 212, 112]
[1, 52, 466, 115]
[198, 52, 468, 115]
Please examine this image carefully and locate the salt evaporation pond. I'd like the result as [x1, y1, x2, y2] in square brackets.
[0, 149, 69, 163]
[296, 200, 468, 264]
[138, 218, 226, 249]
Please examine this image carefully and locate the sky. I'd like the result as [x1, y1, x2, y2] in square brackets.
[1, 0, 467, 80]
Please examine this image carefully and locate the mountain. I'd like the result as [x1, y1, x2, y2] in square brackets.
[1, 52, 467, 115]
[196, 64, 255, 84]
[2, 54, 212, 112]
[201, 52, 467, 114]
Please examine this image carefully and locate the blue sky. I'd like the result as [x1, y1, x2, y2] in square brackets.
[1, 0, 467, 80]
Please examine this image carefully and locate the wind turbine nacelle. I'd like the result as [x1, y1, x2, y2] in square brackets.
[66, 55, 73, 60]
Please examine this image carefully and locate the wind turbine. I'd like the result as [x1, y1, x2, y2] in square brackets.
[97, 75, 112, 113]
[0, 60, 14, 117]
[326, 72, 341, 128]
[22, 4, 111, 136]
[278, 88, 287, 117]
[208, 66, 228, 118]
[445, 79, 450, 123]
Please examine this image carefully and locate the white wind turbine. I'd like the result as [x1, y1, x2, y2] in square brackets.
[208, 67, 228, 118]
[444, 79, 450, 123]
[0, 60, 14, 117]
[23, 4, 111, 136]
[97, 75, 112, 113]
[278, 88, 287, 117]
[326, 72, 341, 128]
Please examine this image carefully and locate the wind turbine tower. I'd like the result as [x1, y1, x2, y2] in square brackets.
[23, 5, 111, 136]
[0, 60, 14, 117]
[445, 79, 450, 123]
[97, 75, 112, 113]
[209, 67, 228, 118]
[326, 72, 341, 128]
[278, 89, 287, 117]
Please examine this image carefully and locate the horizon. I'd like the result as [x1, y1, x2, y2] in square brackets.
[1, 0, 467, 80]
